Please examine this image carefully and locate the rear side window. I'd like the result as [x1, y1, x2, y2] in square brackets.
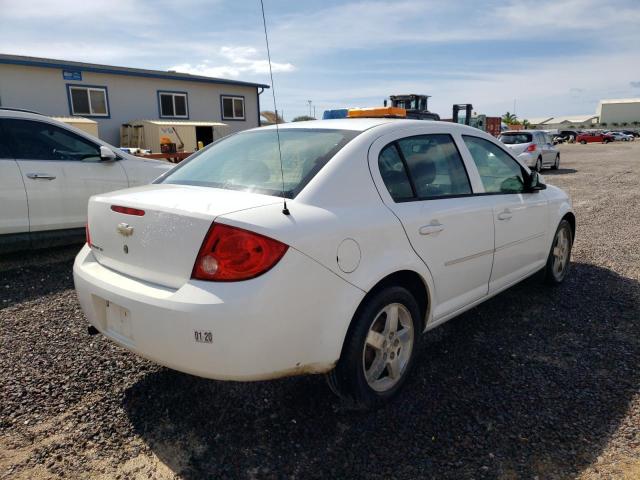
[462, 136, 526, 194]
[161, 128, 359, 198]
[397, 135, 471, 198]
[378, 144, 413, 201]
[378, 134, 472, 201]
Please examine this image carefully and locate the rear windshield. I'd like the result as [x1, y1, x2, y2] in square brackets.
[498, 133, 532, 144]
[160, 128, 359, 198]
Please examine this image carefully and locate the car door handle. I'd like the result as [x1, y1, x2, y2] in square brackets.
[419, 223, 444, 235]
[497, 209, 513, 221]
[26, 173, 56, 180]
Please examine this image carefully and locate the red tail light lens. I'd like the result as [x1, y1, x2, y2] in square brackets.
[192, 223, 288, 281]
[526, 144, 537, 152]
[111, 205, 145, 216]
[85, 223, 91, 247]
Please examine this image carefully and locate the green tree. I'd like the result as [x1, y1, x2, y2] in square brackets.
[292, 115, 316, 122]
[522, 119, 531, 128]
[502, 112, 518, 125]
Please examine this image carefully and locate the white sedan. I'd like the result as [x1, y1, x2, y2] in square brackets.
[0, 109, 172, 253]
[74, 118, 575, 408]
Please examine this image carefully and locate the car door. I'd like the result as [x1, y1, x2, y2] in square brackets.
[540, 132, 555, 166]
[369, 130, 495, 320]
[461, 135, 548, 293]
[2, 118, 129, 232]
[0, 123, 29, 238]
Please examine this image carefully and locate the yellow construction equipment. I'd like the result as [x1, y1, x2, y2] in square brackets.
[347, 106, 406, 118]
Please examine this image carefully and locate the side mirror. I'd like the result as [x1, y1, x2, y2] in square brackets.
[99, 146, 117, 162]
[527, 171, 547, 192]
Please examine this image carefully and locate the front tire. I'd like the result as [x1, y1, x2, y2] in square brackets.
[544, 219, 573, 285]
[327, 286, 421, 409]
[580, 140, 587, 144]
[551, 154, 560, 170]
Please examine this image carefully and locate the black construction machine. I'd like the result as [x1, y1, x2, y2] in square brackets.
[384, 94, 440, 120]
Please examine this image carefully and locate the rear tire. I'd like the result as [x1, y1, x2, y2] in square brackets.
[535, 157, 542, 172]
[580, 140, 587, 144]
[544, 219, 573, 285]
[551, 154, 560, 170]
[327, 286, 422, 409]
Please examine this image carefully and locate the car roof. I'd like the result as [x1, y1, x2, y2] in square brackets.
[258, 118, 489, 136]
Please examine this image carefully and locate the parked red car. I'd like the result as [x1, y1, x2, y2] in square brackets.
[576, 132, 614, 144]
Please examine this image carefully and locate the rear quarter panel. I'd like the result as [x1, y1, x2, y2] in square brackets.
[217, 130, 437, 324]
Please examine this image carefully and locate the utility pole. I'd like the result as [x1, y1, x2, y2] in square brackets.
[307, 100, 312, 117]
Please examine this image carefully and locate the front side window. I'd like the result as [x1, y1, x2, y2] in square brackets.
[2, 119, 101, 161]
[159, 91, 188, 118]
[462, 135, 526, 194]
[221, 96, 245, 120]
[68, 86, 109, 116]
[161, 128, 359, 198]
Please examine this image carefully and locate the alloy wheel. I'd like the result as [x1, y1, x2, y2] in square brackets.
[552, 227, 571, 281]
[362, 303, 414, 393]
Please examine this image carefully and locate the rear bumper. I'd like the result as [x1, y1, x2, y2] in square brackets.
[73, 245, 364, 381]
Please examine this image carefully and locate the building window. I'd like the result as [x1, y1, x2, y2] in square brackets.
[158, 91, 188, 118]
[67, 85, 109, 117]
[221, 95, 245, 120]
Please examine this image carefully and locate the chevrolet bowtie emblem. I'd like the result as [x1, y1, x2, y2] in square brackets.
[117, 223, 134, 236]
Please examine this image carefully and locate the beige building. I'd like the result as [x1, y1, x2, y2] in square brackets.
[597, 98, 640, 125]
[0, 53, 269, 148]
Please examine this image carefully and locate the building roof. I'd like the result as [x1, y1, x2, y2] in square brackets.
[0, 53, 270, 89]
[545, 115, 599, 124]
[598, 98, 640, 105]
[526, 117, 554, 125]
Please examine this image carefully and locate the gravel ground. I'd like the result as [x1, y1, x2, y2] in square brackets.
[1, 141, 639, 479]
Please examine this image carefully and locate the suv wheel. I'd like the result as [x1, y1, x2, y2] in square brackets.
[327, 286, 421, 409]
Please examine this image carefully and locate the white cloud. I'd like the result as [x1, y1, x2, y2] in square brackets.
[169, 46, 294, 79]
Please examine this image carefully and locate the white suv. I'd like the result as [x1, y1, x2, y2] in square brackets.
[498, 130, 560, 171]
[0, 109, 172, 253]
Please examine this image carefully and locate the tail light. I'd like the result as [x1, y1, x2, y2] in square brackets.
[526, 144, 537, 152]
[192, 223, 288, 281]
[85, 223, 92, 247]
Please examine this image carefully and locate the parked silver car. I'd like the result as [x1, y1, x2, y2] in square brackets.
[498, 130, 560, 171]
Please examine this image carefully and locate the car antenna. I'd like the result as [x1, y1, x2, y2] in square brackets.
[260, 0, 290, 215]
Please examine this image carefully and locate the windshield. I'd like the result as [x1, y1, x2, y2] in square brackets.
[160, 128, 359, 198]
[498, 133, 532, 144]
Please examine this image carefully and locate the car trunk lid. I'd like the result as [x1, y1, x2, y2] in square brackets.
[87, 184, 280, 288]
